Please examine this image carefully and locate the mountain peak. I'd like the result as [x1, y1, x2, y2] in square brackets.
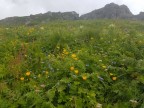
[0, 3, 144, 25]
[80, 3, 133, 19]
[105, 2, 119, 7]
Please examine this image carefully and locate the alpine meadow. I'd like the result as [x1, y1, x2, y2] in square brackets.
[0, 2, 144, 108]
[0, 19, 144, 108]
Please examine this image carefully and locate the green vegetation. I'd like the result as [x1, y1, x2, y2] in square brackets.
[0, 20, 144, 108]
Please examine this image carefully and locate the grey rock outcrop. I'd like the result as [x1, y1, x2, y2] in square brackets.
[80, 3, 133, 19]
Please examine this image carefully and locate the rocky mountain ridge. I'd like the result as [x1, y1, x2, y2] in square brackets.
[0, 3, 144, 25]
[80, 3, 133, 19]
[0, 11, 79, 25]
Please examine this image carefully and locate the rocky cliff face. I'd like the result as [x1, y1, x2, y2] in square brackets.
[80, 3, 133, 19]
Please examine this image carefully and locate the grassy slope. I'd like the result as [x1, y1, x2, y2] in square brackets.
[0, 20, 144, 108]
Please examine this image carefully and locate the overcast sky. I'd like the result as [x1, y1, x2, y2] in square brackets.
[0, 0, 144, 19]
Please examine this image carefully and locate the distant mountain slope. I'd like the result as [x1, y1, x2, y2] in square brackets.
[80, 3, 133, 19]
[135, 12, 144, 20]
[0, 11, 79, 25]
[0, 3, 144, 25]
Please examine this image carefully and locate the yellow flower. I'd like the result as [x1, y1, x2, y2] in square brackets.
[45, 71, 48, 74]
[102, 65, 106, 69]
[57, 46, 60, 49]
[70, 66, 75, 71]
[71, 54, 76, 58]
[74, 70, 79, 74]
[74, 57, 78, 61]
[109, 73, 113, 76]
[38, 74, 41, 78]
[26, 71, 30, 76]
[34, 85, 37, 88]
[82, 75, 87, 80]
[64, 51, 69, 55]
[63, 49, 67, 53]
[20, 77, 24, 81]
[112, 77, 117, 81]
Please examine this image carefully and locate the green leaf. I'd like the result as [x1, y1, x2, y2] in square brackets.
[46, 89, 56, 102]
[57, 105, 64, 108]
[74, 81, 80, 85]
[88, 90, 96, 97]
[60, 78, 71, 83]
[78, 87, 88, 94]
[57, 84, 66, 92]
[75, 97, 83, 108]
[41, 102, 56, 108]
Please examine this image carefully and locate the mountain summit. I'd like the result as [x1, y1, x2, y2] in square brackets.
[0, 3, 144, 25]
[80, 3, 133, 19]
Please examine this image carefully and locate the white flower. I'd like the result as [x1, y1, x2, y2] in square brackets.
[80, 25, 84, 29]
[99, 60, 102, 62]
[130, 99, 138, 104]
[108, 24, 115, 28]
[40, 27, 44, 30]
[40, 84, 46, 88]
[96, 103, 102, 108]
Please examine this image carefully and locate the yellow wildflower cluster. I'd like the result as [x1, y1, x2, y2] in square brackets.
[27, 28, 35, 35]
[70, 66, 75, 71]
[74, 70, 79, 74]
[20, 71, 30, 81]
[20, 77, 24, 81]
[109, 73, 117, 81]
[109, 73, 113, 76]
[63, 48, 69, 55]
[26, 71, 31, 76]
[70, 66, 79, 74]
[45, 71, 48, 75]
[102, 65, 106, 69]
[82, 75, 87, 80]
[112, 77, 117, 81]
[71, 54, 78, 60]
[38, 74, 41, 78]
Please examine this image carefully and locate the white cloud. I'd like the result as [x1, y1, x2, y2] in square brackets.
[0, 0, 144, 19]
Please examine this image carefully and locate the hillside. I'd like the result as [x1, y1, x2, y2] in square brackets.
[0, 20, 144, 107]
